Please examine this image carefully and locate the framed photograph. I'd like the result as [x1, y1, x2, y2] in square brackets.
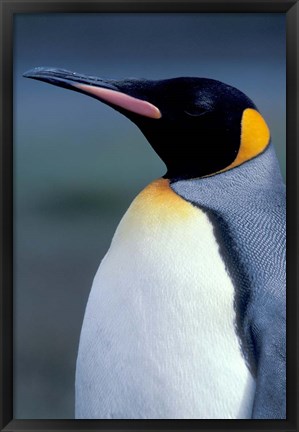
[0, 0, 298, 431]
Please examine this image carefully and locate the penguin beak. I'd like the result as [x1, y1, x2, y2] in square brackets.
[23, 67, 162, 120]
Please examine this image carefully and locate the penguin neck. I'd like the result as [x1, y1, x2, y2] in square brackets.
[170, 144, 284, 194]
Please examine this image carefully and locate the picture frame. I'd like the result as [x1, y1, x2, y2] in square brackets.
[0, 0, 298, 431]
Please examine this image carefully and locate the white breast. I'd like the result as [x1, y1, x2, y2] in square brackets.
[75, 179, 255, 419]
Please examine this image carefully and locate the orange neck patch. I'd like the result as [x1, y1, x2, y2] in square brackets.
[131, 178, 193, 220]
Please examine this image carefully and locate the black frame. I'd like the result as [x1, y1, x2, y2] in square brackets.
[0, 0, 298, 431]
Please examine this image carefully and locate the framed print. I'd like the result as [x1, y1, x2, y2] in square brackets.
[0, 0, 298, 431]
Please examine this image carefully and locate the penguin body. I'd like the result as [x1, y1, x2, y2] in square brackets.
[23, 68, 286, 419]
[75, 178, 256, 419]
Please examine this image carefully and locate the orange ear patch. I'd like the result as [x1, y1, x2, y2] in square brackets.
[228, 108, 270, 170]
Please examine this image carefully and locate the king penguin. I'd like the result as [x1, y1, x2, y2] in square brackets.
[24, 67, 286, 420]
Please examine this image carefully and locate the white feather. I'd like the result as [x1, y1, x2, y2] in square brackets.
[75, 179, 255, 419]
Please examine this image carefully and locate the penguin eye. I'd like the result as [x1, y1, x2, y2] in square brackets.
[184, 108, 209, 118]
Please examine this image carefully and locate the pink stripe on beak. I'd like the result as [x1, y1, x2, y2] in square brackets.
[75, 83, 162, 119]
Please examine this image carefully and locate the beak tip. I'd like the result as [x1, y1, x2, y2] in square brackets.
[23, 67, 43, 79]
[23, 69, 34, 78]
[23, 66, 58, 79]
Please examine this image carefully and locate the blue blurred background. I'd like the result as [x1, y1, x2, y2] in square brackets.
[14, 13, 286, 418]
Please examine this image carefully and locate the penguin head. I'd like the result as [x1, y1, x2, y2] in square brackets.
[23, 68, 270, 180]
